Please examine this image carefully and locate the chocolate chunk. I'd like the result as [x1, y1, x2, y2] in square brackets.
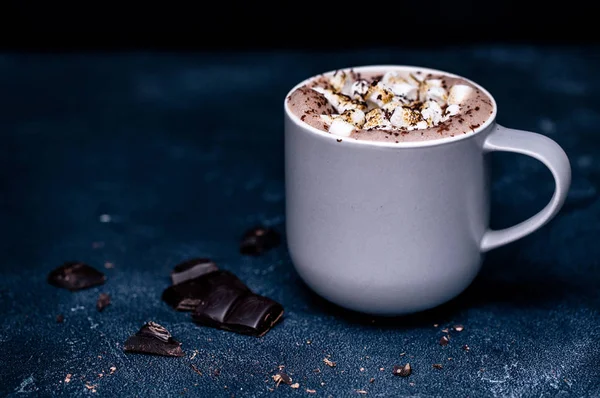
[439, 336, 450, 346]
[96, 293, 111, 312]
[47, 262, 106, 291]
[56, 314, 64, 323]
[171, 258, 218, 285]
[432, 364, 443, 369]
[123, 321, 184, 357]
[162, 270, 249, 311]
[195, 293, 283, 337]
[239, 226, 281, 256]
[162, 266, 284, 336]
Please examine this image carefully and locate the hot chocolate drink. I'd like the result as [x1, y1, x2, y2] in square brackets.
[286, 66, 495, 143]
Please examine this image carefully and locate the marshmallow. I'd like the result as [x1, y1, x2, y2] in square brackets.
[351, 79, 370, 99]
[329, 119, 355, 137]
[364, 109, 393, 130]
[365, 82, 395, 107]
[320, 114, 335, 125]
[382, 71, 419, 100]
[340, 109, 366, 128]
[412, 121, 429, 130]
[420, 79, 447, 103]
[313, 87, 367, 113]
[381, 99, 405, 113]
[390, 106, 423, 128]
[447, 84, 473, 105]
[420, 100, 444, 126]
[329, 70, 355, 96]
[445, 104, 461, 116]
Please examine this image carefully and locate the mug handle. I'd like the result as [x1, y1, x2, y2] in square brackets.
[480, 124, 572, 252]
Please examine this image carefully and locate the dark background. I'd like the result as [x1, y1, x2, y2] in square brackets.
[1, 2, 598, 52]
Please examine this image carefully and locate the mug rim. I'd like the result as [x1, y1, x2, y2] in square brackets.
[284, 64, 498, 149]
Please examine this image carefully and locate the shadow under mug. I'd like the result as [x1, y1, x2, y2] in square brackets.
[283, 65, 571, 316]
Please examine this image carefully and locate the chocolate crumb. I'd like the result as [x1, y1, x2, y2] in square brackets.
[213, 369, 221, 377]
[301, 115, 307, 121]
[96, 293, 111, 312]
[433, 324, 439, 328]
[306, 389, 316, 393]
[439, 336, 450, 346]
[441, 328, 449, 333]
[56, 314, 64, 323]
[290, 383, 300, 389]
[357, 390, 367, 394]
[392, 363, 411, 377]
[369, 378, 375, 383]
[323, 358, 336, 367]
[191, 364, 202, 376]
[272, 372, 292, 386]
[432, 364, 443, 370]
[462, 345, 470, 351]
[453, 324, 464, 332]
[337, 139, 342, 142]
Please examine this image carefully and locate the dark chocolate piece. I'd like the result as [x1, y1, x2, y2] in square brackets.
[123, 321, 184, 357]
[239, 226, 281, 256]
[432, 364, 443, 369]
[439, 335, 450, 346]
[193, 291, 284, 337]
[171, 258, 218, 285]
[96, 293, 111, 312]
[47, 262, 106, 291]
[162, 270, 249, 311]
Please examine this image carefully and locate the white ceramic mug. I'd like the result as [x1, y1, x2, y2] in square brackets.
[283, 65, 571, 316]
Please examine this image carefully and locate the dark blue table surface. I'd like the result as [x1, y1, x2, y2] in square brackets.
[1, 46, 599, 397]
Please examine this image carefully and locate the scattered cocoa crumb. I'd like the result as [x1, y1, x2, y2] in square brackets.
[213, 369, 221, 377]
[433, 324, 439, 328]
[360, 367, 365, 372]
[369, 378, 375, 383]
[392, 363, 411, 377]
[409, 382, 415, 387]
[439, 336, 450, 346]
[64, 374, 72, 383]
[85, 383, 97, 393]
[323, 358, 336, 367]
[97, 373, 103, 378]
[313, 368, 321, 373]
[306, 389, 316, 393]
[336, 139, 342, 142]
[272, 373, 292, 386]
[96, 293, 111, 312]
[432, 364, 443, 369]
[453, 324, 464, 332]
[104, 262, 114, 269]
[399, 352, 406, 356]
[56, 314, 64, 323]
[290, 383, 300, 389]
[306, 340, 311, 344]
[441, 328, 449, 333]
[463, 345, 470, 351]
[379, 367, 384, 371]
[109, 366, 116, 375]
[191, 364, 202, 376]
[357, 390, 367, 394]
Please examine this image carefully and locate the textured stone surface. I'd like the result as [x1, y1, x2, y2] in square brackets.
[1, 47, 599, 397]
